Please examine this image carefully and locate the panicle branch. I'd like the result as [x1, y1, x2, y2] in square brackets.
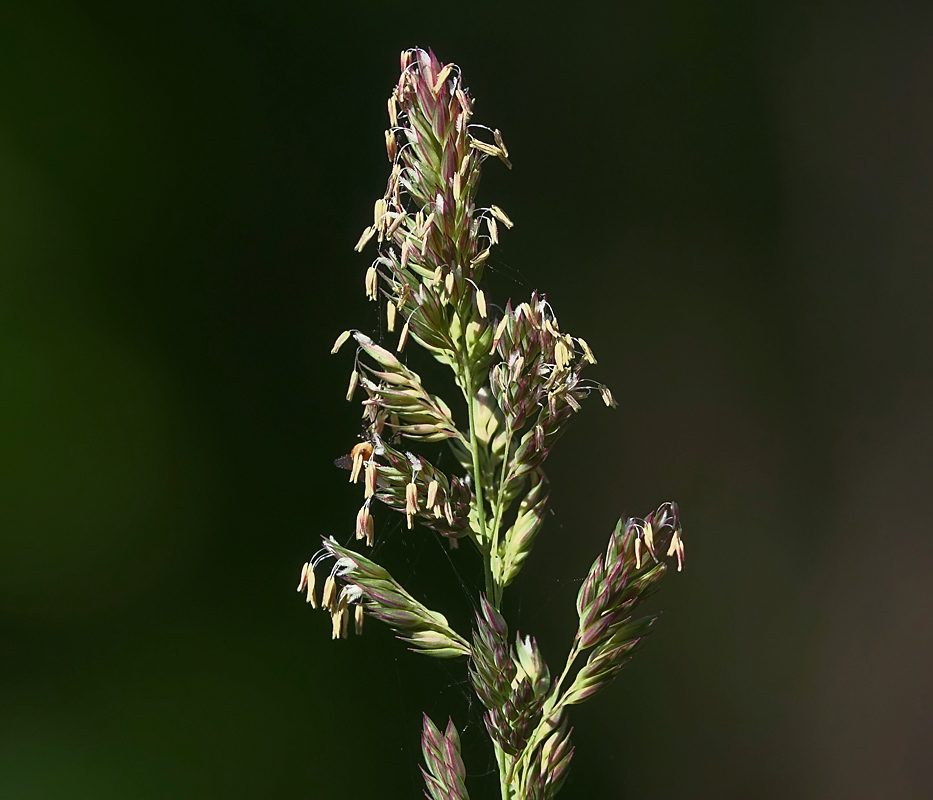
[566, 503, 685, 704]
[302, 538, 471, 658]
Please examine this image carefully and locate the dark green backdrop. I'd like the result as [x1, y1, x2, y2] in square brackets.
[3, 1, 932, 798]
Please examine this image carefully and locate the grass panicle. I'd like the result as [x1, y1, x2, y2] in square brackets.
[298, 47, 687, 798]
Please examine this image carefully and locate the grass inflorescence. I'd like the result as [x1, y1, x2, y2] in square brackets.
[297, 47, 686, 799]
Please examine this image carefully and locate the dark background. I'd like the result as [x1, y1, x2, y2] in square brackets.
[2, 1, 932, 798]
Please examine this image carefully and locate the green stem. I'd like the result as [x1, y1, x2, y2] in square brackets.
[495, 742, 511, 800]
[462, 359, 494, 601]
[549, 638, 581, 708]
[488, 429, 514, 608]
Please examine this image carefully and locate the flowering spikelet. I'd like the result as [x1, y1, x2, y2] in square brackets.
[493, 469, 549, 587]
[489, 293, 609, 442]
[352, 330, 462, 443]
[566, 503, 685, 704]
[371, 441, 472, 539]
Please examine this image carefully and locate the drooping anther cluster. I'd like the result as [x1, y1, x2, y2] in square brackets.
[490, 292, 616, 484]
[299, 538, 471, 655]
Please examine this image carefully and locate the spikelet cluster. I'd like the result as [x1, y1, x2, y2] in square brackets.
[469, 596, 551, 755]
[354, 47, 499, 378]
[421, 715, 471, 800]
[517, 717, 575, 800]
